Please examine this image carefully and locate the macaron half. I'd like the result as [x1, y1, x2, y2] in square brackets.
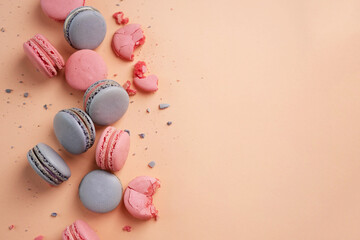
[23, 34, 64, 78]
[64, 6, 106, 49]
[83, 80, 129, 125]
[53, 108, 95, 154]
[79, 170, 123, 213]
[95, 126, 130, 172]
[62, 219, 100, 240]
[27, 143, 71, 186]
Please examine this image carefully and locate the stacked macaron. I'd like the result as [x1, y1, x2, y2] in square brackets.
[23, 0, 162, 238]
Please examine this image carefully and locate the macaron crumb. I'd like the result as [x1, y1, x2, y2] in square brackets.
[139, 133, 145, 139]
[124, 129, 130, 136]
[43, 104, 48, 110]
[122, 225, 132, 232]
[1, 27, 5, 32]
[146, 108, 150, 113]
[8, 225, 14, 230]
[5, 89, 13, 93]
[123, 80, 137, 96]
[24, 92, 29, 98]
[167, 121, 172, 126]
[34, 236, 44, 240]
[148, 161, 156, 168]
[18, 125, 22, 128]
[159, 103, 170, 109]
[50, 212, 57, 217]
[113, 12, 129, 25]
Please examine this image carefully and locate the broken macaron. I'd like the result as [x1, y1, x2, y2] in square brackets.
[95, 126, 130, 172]
[124, 176, 160, 220]
[133, 61, 158, 92]
[23, 34, 65, 78]
[112, 24, 145, 61]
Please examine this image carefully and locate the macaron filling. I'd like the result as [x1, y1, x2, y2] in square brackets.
[106, 131, 122, 170]
[33, 34, 64, 69]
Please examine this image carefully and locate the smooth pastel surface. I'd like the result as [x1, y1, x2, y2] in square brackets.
[64, 6, 106, 49]
[95, 126, 130, 172]
[53, 108, 95, 154]
[133, 75, 158, 92]
[112, 24, 145, 61]
[40, 0, 84, 21]
[23, 34, 64, 78]
[84, 80, 129, 125]
[79, 170, 123, 213]
[5, 0, 360, 239]
[65, 50, 108, 91]
[124, 176, 160, 220]
[62, 220, 100, 240]
[27, 143, 71, 186]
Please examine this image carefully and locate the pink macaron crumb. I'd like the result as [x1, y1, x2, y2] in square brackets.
[123, 80, 137, 96]
[8, 225, 14, 230]
[122, 225, 132, 232]
[133, 61, 147, 78]
[34, 236, 44, 240]
[113, 12, 129, 25]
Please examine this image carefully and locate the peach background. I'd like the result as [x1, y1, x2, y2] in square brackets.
[1, 0, 360, 239]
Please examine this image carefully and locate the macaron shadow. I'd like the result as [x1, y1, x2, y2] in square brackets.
[19, 56, 49, 83]
[22, 162, 57, 191]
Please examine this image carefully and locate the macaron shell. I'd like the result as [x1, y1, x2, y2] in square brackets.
[88, 86, 129, 125]
[53, 111, 87, 154]
[95, 126, 115, 169]
[123, 188, 156, 220]
[74, 220, 100, 240]
[111, 131, 130, 171]
[23, 40, 56, 78]
[65, 7, 106, 49]
[41, 0, 84, 21]
[133, 74, 159, 92]
[65, 50, 107, 91]
[128, 176, 160, 196]
[33, 34, 65, 70]
[27, 151, 57, 185]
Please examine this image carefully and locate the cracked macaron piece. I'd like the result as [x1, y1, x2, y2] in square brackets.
[65, 50, 108, 91]
[64, 6, 106, 49]
[53, 108, 95, 154]
[133, 61, 158, 92]
[83, 80, 129, 125]
[79, 170, 123, 213]
[62, 219, 100, 240]
[23, 34, 64, 78]
[41, 0, 85, 21]
[96, 126, 130, 172]
[112, 24, 145, 61]
[27, 143, 71, 186]
[124, 176, 160, 220]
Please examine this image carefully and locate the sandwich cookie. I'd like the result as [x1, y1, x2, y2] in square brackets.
[83, 80, 129, 125]
[53, 108, 95, 154]
[27, 143, 71, 186]
[65, 50, 108, 91]
[64, 6, 106, 49]
[23, 34, 64, 78]
[40, 0, 85, 21]
[79, 170, 123, 213]
[62, 219, 100, 240]
[124, 176, 160, 220]
[95, 126, 130, 172]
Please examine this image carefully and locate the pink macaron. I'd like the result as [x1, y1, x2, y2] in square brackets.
[23, 34, 65, 78]
[40, 0, 85, 21]
[133, 61, 158, 92]
[62, 219, 100, 240]
[95, 126, 130, 172]
[123, 176, 160, 220]
[65, 50, 108, 91]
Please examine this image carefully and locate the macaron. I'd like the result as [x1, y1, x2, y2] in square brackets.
[27, 143, 71, 186]
[64, 6, 106, 49]
[65, 50, 108, 91]
[53, 108, 95, 154]
[123, 176, 160, 220]
[79, 170, 123, 213]
[40, 0, 85, 21]
[95, 126, 130, 172]
[23, 34, 64, 78]
[133, 61, 158, 92]
[83, 80, 129, 125]
[112, 24, 145, 61]
[62, 220, 100, 240]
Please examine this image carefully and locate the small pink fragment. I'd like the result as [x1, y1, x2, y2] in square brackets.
[113, 12, 129, 25]
[122, 225, 132, 232]
[123, 80, 137, 96]
[9, 225, 14, 230]
[133, 61, 147, 78]
[34, 236, 44, 240]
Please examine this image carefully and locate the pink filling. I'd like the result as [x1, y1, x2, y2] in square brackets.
[122, 80, 137, 96]
[106, 130, 122, 170]
[113, 11, 129, 25]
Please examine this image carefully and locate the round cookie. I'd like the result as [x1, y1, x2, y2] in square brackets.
[65, 50, 108, 91]
[79, 170, 123, 213]
[40, 0, 85, 21]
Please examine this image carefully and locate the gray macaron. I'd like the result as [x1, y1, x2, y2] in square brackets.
[27, 143, 71, 186]
[64, 6, 106, 50]
[53, 108, 95, 155]
[78, 170, 123, 213]
[83, 80, 129, 125]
